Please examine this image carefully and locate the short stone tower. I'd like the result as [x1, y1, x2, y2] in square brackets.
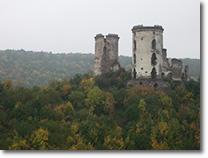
[94, 33, 120, 75]
[132, 25, 164, 79]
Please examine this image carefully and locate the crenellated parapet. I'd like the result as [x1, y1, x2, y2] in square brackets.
[132, 25, 164, 33]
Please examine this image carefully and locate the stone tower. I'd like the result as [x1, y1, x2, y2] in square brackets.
[131, 24, 189, 83]
[132, 25, 164, 79]
[94, 33, 120, 75]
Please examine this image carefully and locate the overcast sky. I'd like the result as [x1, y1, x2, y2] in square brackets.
[0, 0, 200, 58]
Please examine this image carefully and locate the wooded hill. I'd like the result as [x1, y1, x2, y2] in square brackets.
[0, 49, 200, 87]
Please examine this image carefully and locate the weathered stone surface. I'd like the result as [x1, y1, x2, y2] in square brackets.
[127, 78, 170, 90]
[170, 58, 183, 80]
[94, 34, 105, 75]
[132, 25, 164, 79]
[182, 64, 189, 81]
[132, 25, 164, 32]
[94, 25, 189, 82]
[131, 25, 189, 81]
[94, 33, 120, 75]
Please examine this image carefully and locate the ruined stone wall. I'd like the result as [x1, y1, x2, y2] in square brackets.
[127, 78, 170, 90]
[169, 58, 183, 80]
[161, 49, 170, 72]
[182, 65, 189, 80]
[165, 58, 189, 81]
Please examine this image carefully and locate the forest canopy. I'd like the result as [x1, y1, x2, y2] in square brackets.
[0, 69, 200, 150]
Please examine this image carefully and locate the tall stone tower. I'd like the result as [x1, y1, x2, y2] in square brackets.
[94, 33, 120, 75]
[132, 25, 164, 79]
[130, 25, 189, 84]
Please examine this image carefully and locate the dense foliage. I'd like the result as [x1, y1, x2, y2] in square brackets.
[0, 69, 200, 150]
[0, 49, 200, 87]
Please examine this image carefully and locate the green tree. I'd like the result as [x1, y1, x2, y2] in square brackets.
[85, 87, 106, 116]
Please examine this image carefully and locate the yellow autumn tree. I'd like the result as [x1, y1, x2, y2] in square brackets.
[30, 128, 49, 150]
[151, 121, 169, 150]
[104, 126, 124, 149]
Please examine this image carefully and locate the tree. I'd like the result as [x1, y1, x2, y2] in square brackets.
[104, 126, 124, 149]
[54, 101, 74, 117]
[9, 139, 29, 150]
[3, 80, 13, 89]
[9, 132, 29, 150]
[125, 99, 152, 149]
[151, 121, 169, 150]
[62, 82, 71, 97]
[80, 77, 95, 91]
[85, 87, 106, 116]
[104, 92, 115, 115]
[30, 128, 49, 150]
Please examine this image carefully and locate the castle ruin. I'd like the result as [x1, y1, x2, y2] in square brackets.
[94, 25, 189, 87]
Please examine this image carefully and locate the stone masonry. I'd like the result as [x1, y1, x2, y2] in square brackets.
[94, 33, 120, 75]
[94, 25, 189, 88]
[131, 25, 189, 81]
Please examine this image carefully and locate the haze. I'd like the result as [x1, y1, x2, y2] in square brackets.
[0, 0, 200, 58]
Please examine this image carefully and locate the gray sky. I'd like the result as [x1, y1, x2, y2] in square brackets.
[0, 0, 200, 58]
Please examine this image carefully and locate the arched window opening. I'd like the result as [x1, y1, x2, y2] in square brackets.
[181, 73, 185, 80]
[133, 68, 137, 79]
[161, 72, 165, 79]
[167, 72, 172, 80]
[133, 40, 136, 51]
[151, 53, 157, 66]
[103, 46, 107, 54]
[133, 54, 136, 64]
[151, 67, 157, 79]
[152, 39, 156, 49]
